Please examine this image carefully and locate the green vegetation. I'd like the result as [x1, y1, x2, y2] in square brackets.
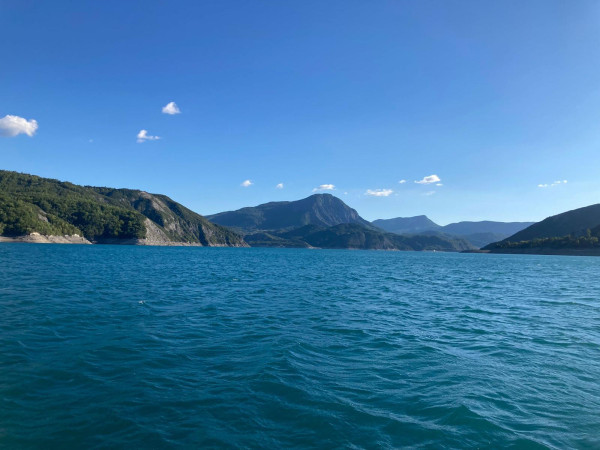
[484, 203, 600, 254]
[487, 227, 600, 251]
[231, 219, 474, 251]
[497, 204, 600, 243]
[0, 170, 246, 246]
[0, 172, 146, 239]
[0, 194, 79, 236]
[297, 223, 473, 251]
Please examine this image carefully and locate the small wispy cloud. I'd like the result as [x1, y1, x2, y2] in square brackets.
[398, 179, 407, 184]
[162, 102, 181, 115]
[538, 180, 567, 188]
[0, 115, 38, 137]
[313, 184, 335, 192]
[415, 174, 441, 184]
[436, 183, 443, 186]
[241, 179, 253, 187]
[423, 191, 436, 196]
[276, 183, 284, 189]
[137, 129, 160, 143]
[365, 189, 393, 197]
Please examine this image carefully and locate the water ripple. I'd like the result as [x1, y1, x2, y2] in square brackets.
[1, 245, 599, 448]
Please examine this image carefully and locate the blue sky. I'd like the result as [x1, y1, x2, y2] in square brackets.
[1, 1, 599, 224]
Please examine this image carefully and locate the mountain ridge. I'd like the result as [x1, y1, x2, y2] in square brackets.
[208, 195, 474, 251]
[372, 215, 534, 248]
[207, 193, 373, 232]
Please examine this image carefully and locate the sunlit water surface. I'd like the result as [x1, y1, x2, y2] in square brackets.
[1, 245, 599, 448]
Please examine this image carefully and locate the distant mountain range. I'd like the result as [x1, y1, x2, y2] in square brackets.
[5, 170, 598, 255]
[208, 194, 474, 251]
[484, 204, 600, 255]
[372, 216, 534, 248]
[0, 170, 246, 246]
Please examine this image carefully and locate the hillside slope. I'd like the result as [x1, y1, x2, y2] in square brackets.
[487, 204, 600, 244]
[207, 194, 372, 232]
[484, 204, 600, 255]
[0, 170, 246, 246]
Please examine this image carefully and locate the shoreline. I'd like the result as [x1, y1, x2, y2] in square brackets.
[487, 248, 600, 256]
[0, 233, 244, 247]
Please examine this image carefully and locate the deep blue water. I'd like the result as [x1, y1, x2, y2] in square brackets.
[1, 244, 599, 448]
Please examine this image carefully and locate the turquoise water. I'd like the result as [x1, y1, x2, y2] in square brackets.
[1, 245, 599, 448]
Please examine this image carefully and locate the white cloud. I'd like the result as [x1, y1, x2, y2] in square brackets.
[241, 179, 253, 187]
[276, 183, 284, 189]
[436, 183, 443, 186]
[0, 115, 38, 137]
[137, 129, 160, 143]
[162, 102, 181, 115]
[398, 179, 407, 184]
[538, 180, 568, 188]
[365, 189, 393, 197]
[423, 191, 436, 196]
[313, 184, 335, 192]
[415, 174, 441, 184]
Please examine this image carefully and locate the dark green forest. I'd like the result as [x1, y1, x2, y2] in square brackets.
[0, 170, 245, 246]
[0, 171, 146, 239]
[487, 226, 600, 251]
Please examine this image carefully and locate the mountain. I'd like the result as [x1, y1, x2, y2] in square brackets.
[371, 216, 441, 234]
[209, 195, 474, 251]
[488, 204, 600, 243]
[0, 170, 247, 246]
[484, 204, 600, 255]
[441, 221, 535, 236]
[207, 194, 372, 232]
[372, 216, 534, 248]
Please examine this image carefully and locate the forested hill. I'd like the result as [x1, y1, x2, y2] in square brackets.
[484, 203, 600, 255]
[489, 204, 600, 243]
[0, 170, 246, 246]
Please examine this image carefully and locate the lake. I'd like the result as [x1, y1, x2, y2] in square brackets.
[1, 244, 599, 448]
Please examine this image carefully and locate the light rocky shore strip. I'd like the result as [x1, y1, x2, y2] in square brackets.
[0, 227, 243, 247]
[0, 233, 92, 244]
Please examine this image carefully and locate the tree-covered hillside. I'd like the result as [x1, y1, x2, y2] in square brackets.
[483, 204, 600, 254]
[0, 170, 246, 246]
[495, 204, 600, 243]
[485, 225, 600, 252]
